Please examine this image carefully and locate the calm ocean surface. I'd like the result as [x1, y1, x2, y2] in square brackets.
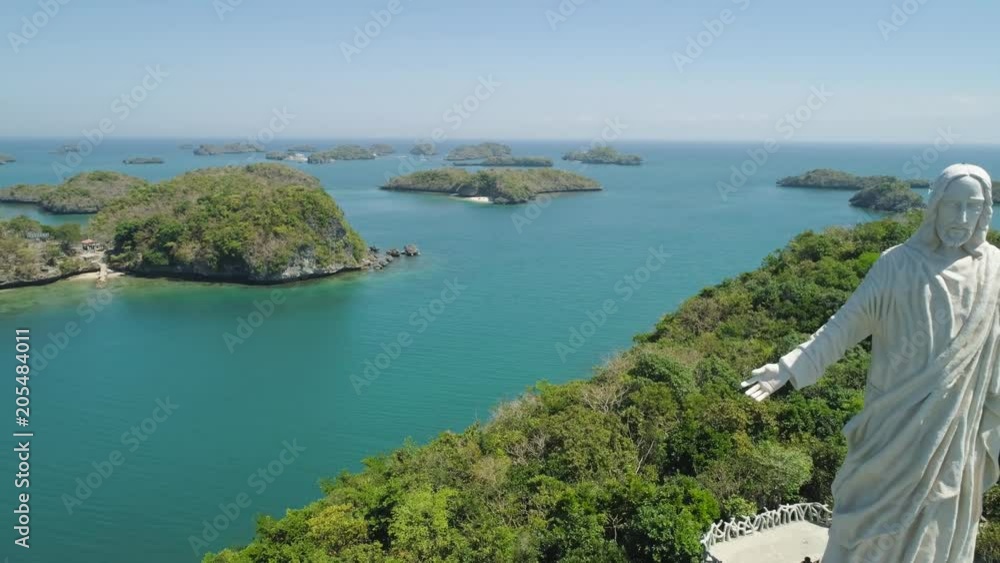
[0, 139, 997, 562]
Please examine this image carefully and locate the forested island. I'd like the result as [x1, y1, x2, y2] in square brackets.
[205, 212, 1000, 562]
[409, 143, 437, 156]
[382, 168, 601, 204]
[123, 157, 164, 165]
[563, 146, 642, 165]
[369, 143, 395, 156]
[849, 181, 926, 212]
[308, 145, 376, 164]
[178, 144, 195, 150]
[194, 142, 264, 155]
[0, 154, 15, 165]
[778, 169, 931, 190]
[287, 144, 317, 153]
[0, 171, 148, 214]
[445, 142, 512, 161]
[0, 217, 95, 288]
[453, 156, 553, 167]
[265, 151, 288, 161]
[84, 163, 393, 283]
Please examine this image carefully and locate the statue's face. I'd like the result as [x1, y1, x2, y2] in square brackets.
[935, 176, 986, 248]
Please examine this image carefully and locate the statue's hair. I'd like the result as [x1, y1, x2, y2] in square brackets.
[911, 163, 993, 258]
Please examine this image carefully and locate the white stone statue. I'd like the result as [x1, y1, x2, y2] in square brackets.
[742, 163, 1000, 562]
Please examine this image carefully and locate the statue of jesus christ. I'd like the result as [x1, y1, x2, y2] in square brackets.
[742, 163, 999, 562]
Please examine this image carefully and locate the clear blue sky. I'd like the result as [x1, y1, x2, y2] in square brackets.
[2, 0, 997, 142]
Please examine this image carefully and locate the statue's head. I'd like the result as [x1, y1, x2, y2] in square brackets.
[915, 164, 993, 256]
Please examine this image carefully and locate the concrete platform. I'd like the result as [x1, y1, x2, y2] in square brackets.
[708, 520, 829, 562]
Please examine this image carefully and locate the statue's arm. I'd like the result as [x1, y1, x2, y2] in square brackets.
[744, 257, 884, 400]
[779, 296, 876, 390]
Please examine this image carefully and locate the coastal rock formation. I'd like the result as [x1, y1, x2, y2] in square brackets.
[0, 171, 149, 214]
[308, 145, 376, 163]
[86, 163, 397, 284]
[563, 146, 642, 165]
[0, 217, 97, 288]
[382, 168, 601, 204]
[777, 168, 931, 190]
[409, 143, 437, 156]
[193, 142, 264, 155]
[445, 142, 512, 161]
[453, 156, 553, 167]
[123, 157, 164, 164]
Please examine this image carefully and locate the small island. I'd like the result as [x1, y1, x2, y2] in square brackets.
[307, 145, 376, 164]
[0, 154, 15, 165]
[453, 156, 553, 168]
[563, 146, 642, 165]
[849, 181, 926, 213]
[178, 144, 194, 150]
[265, 151, 288, 160]
[287, 144, 317, 153]
[123, 157, 164, 165]
[85, 163, 414, 283]
[778, 169, 931, 190]
[382, 167, 601, 204]
[369, 143, 395, 156]
[0, 171, 148, 214]
[193, 142, 264, 156]
[445, 142, 512, 161]
[0, 217, 97, 288]
[409, 143, 437, 156]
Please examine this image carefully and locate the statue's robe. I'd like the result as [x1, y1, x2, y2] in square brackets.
[780, 240, 1000, 562]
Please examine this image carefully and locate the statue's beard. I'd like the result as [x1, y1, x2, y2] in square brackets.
[938, 226, 973, 248]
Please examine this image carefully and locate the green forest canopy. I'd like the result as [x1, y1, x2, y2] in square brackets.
[205, 212, 1000, 562]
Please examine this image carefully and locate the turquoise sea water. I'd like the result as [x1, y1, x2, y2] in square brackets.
[0, 139, 998, 562]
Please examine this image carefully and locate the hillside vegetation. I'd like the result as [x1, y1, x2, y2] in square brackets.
[382, 168, 600, 204]
[204, 212, 1000, 563]
[89, 163, 368, 282]
[0, 171, 149, 213]
[0, 216, 93, 287]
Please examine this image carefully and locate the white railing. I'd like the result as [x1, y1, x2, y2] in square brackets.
[701, 502, 832, 563]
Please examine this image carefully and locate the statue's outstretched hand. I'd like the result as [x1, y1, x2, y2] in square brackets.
[741, 363, 790, 402]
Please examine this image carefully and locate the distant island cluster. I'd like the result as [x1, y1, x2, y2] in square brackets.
[778, 168, 933, 212]
[0, 144, 956, 290]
